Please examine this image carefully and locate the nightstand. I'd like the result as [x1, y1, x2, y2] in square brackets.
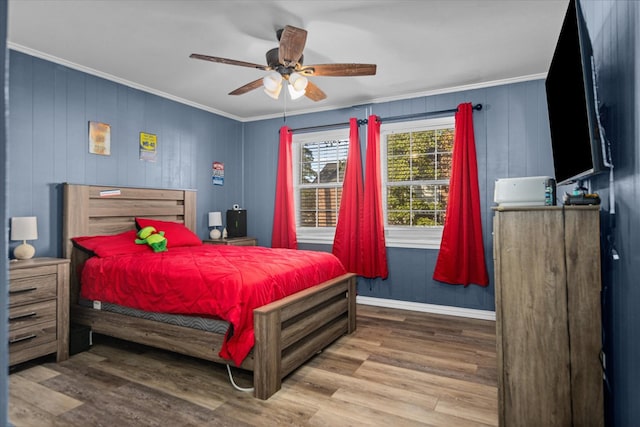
[203, 236, 258, 246]
[9, 257, 70, 366]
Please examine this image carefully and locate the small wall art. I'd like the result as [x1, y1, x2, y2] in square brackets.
[212, 161, 224, 186]
[139, 132, 158, 162]
[88, 121, 111, 156]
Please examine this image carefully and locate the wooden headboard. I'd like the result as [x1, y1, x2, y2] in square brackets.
[62, 183, 197, 259]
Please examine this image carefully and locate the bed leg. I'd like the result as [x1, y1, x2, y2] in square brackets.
[253, 309, 282, 400]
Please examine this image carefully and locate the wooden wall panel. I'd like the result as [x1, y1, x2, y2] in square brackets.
[581, 0, 640, 424]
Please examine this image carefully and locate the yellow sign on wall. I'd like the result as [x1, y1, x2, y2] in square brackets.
[139, 132, 157, 162]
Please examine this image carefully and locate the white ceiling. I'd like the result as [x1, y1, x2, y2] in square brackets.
[7, 0, 570, 122]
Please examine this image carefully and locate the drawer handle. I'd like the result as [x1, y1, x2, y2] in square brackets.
[9, 312, 37, 321]
[9, 334, 37, 344]
[9, 287, 38, 295]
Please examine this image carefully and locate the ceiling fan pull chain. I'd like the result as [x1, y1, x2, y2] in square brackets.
[283, 86, 287, 123]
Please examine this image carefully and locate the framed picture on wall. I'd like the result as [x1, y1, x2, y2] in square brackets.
[88, 121, 111, 156]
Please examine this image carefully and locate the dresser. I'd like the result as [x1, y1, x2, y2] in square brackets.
[493, 206, 603, 426]
[9, 257, 70, 366]
[203, 236, 258, 246]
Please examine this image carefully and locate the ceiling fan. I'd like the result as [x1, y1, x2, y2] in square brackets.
[189, 25, 377, 101]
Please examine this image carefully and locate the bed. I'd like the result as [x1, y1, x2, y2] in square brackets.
[62, 183, 357, 399]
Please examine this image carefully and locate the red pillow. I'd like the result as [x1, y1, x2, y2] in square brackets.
[72, 230, 150, 257]
[135, 218, 202, 248]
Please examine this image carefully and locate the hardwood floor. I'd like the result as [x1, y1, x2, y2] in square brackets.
[9, 304, 498, 426]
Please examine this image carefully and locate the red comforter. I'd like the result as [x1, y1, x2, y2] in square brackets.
[80, 245, 347, 366]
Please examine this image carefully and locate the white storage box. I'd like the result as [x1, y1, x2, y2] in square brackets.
[494, 176, 554, 207]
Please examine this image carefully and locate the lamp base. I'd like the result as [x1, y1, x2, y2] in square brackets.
[209, 228, 222, 239]
[14, 242, 35, 260]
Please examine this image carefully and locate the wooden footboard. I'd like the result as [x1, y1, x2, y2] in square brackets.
[254, 272, 356, 399]
[62, 183, 357, 399]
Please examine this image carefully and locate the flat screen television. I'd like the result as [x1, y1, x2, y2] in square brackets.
[545, 0, 607, 186]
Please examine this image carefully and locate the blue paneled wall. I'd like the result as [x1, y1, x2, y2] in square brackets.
[243, 81, 554, 312]
[581, 1, 640, 424]
[8, 51, 244, 258]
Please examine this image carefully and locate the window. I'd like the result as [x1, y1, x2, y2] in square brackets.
[382, 117, 455, 248]
[293, 116, 455, 248]
[293, 130, 349, 243]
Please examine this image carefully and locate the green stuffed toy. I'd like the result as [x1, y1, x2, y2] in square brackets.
[135, 226, 168, 252]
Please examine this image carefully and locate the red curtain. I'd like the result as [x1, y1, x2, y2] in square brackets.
[271, 126, 298, 249]
[332, 118, 363, 272]
[360, 115, 388, 279]
[433, 103, 488, 286]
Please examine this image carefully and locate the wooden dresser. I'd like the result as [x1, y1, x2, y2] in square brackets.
[493, 206, 603, 426]
[9, 257, 70, 366]
[203, 237, 258, 246]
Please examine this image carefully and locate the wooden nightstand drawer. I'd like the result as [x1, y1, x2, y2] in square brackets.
[9, 320, 58, 366]
[9, 273, 57, 306]
[9, 300, 57, 332]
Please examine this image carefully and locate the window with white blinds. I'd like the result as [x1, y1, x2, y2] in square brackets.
[294, 131, 348, 233]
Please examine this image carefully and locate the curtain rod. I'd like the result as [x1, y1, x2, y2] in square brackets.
[288, 103, 482, 134]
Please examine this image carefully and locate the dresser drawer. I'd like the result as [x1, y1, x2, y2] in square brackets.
[9, 272, 57, 306]
[9, 300, 57, 332]
[9, 320, 58, 366]
[10, 264, 58, 280]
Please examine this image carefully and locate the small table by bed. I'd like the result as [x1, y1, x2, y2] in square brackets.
[203, 237, 257, 246]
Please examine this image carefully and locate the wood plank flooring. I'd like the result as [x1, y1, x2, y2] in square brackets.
[9, 304, 498, 426]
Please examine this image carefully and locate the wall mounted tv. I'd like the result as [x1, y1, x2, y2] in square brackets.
[545, 0, 607, 186]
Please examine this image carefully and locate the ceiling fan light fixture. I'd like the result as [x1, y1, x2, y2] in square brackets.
[264, 84, 282, 100]
[288, 84, 306, 100]
[263, 72, 282, 91]
[263, 71, 283, 99]
[289, 72, 308, 91]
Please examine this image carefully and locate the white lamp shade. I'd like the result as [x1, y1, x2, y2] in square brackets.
[289, 72, 308, 91]
[288, 84, 306, 100]
[208, 211, 223, 227]
[263, 72, 283, 99]
[11, 216, 38, 241]
[264, 84, 282, 100]
[263, 72, 282, 91]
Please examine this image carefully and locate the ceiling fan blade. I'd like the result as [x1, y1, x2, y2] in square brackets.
[190, 53, 270, 71]
[299, 63, 377, 77]
[278, 25, 307, 67]
[304, 80, 326, 102]
[229, 78, 265, 96]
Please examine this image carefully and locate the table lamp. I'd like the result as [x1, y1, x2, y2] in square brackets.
[11, 216, 38, 260]
[208, 211, 223, 239]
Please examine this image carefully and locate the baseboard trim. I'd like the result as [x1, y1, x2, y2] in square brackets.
[356, 296, 496, 321]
